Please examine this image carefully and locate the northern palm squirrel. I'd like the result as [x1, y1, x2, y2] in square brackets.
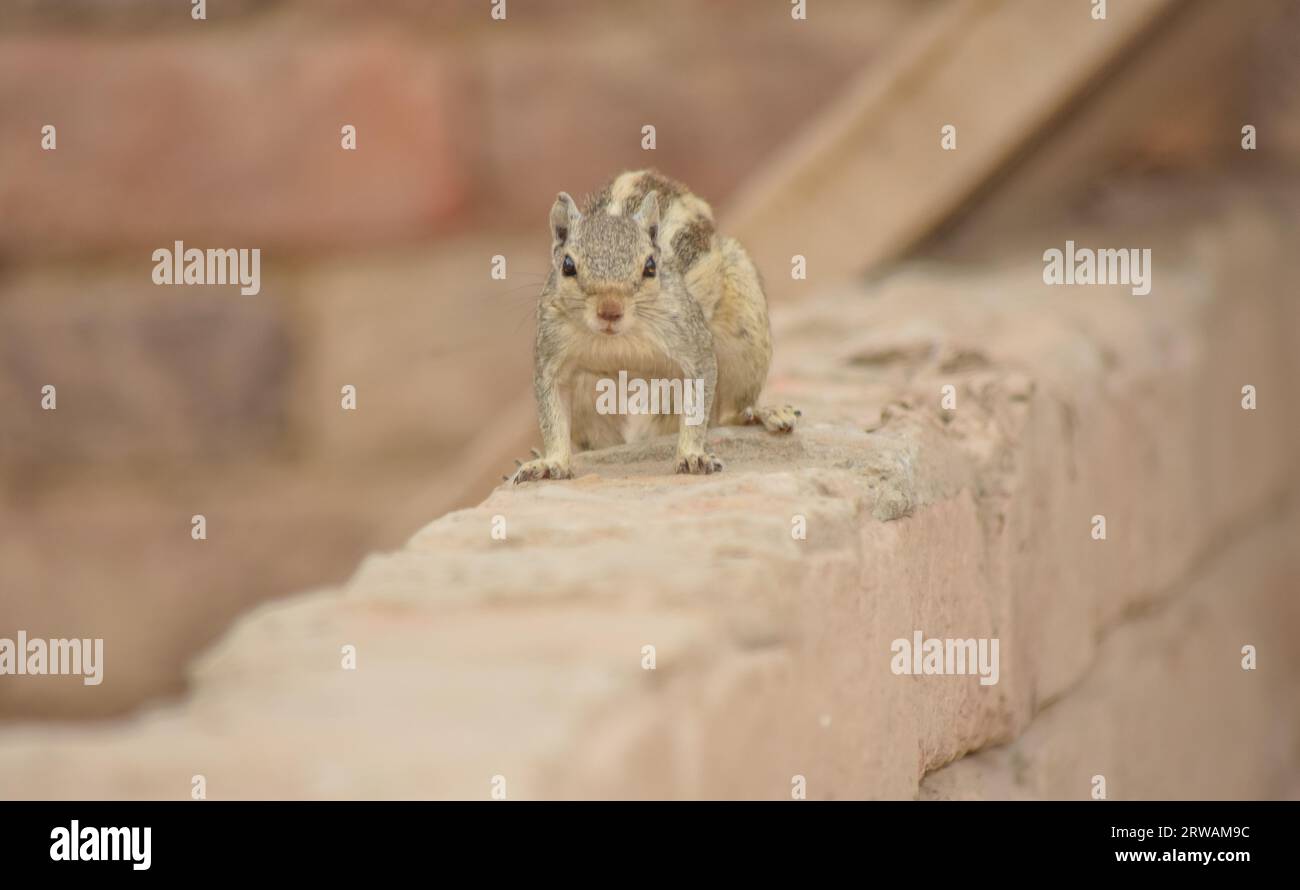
[513, 169, 797, 482]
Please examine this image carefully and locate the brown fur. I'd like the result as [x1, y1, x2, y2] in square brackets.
[513, 170, 798, 483]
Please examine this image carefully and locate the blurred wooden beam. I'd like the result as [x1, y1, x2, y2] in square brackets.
[924, 0, 1284, 259]
[432, 0, 1191, 526]
[722, 0, 1182, 299]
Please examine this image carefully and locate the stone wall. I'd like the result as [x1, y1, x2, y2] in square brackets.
[2, 195, 1294, 799]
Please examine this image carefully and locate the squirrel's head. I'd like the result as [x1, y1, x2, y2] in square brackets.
[549, 190, 662, 336]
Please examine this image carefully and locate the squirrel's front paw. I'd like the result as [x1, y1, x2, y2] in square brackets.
[674, 451, 724, 475]
[743, 404, 801, 434]
[513, 457, 572, 483]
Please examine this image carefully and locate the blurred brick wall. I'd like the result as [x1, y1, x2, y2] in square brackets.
[0, 0, 929, 718]
[0, 0, 925, 260]
[0, 0, 926, 466]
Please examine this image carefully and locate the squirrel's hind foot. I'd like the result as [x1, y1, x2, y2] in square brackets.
[675, 451, 724, 475]
[742, 404, 801, 434]
[512, 453, 573, 483]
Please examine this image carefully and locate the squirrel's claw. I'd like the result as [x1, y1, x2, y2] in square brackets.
[675, 452, 723, 475]
[744, 404, 799, 434]
[513, 457, 573, 484]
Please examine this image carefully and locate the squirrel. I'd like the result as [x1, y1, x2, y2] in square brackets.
[512, 169, 798, 483]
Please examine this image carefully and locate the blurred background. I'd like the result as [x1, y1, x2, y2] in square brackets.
[0, 0, 1297, 743]
[0, 0, 943, 720]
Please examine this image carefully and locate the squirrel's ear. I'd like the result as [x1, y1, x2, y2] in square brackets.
[633, 191, 660, 243]
[550, 192, 580, 245]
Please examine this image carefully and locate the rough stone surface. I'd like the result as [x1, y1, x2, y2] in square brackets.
[0, 210, 1295, 799]
[921, 508, 1300, 800]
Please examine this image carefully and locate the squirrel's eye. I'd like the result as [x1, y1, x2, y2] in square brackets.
[562, 255, 577, 277]
[643, 256, 656, 278]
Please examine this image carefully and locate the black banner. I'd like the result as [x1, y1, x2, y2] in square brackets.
[0, 801, 1290, 877]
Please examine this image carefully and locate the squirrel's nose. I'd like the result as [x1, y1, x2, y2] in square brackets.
[596, 300, 624, 323]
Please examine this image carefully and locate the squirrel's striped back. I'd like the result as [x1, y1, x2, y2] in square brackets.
[584, 169, 729, 318]
[584, 169, 721, 279]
